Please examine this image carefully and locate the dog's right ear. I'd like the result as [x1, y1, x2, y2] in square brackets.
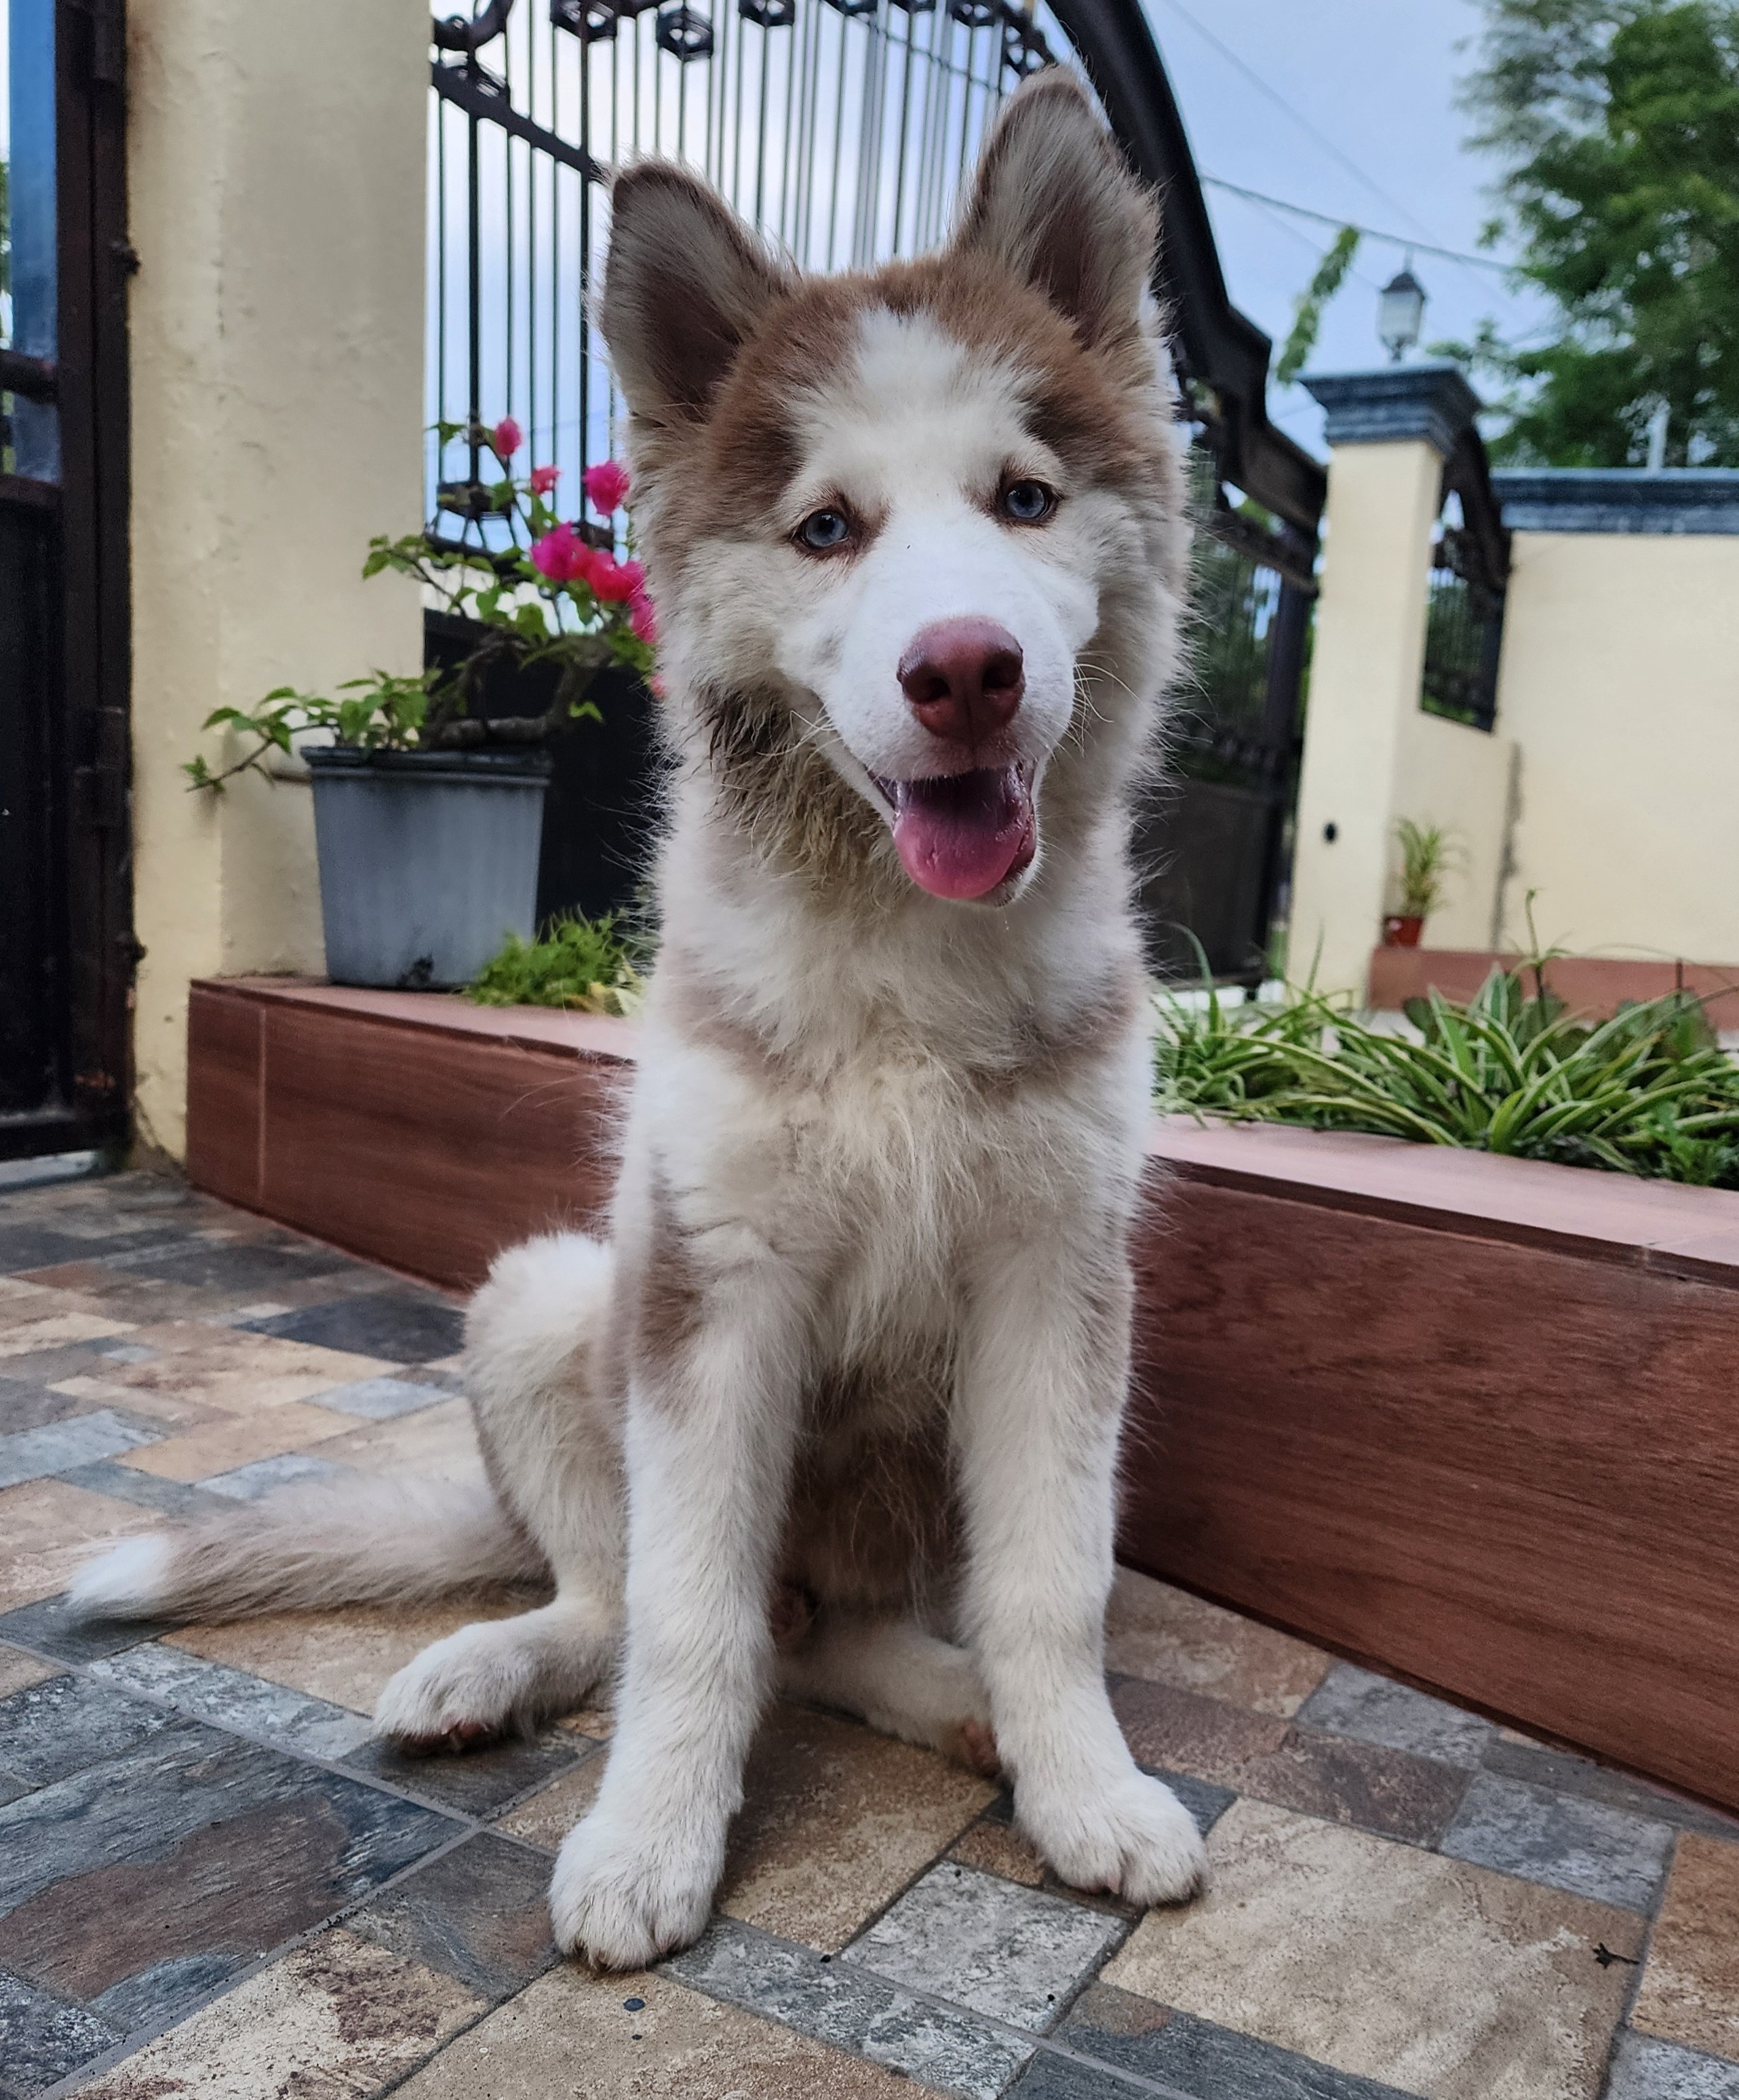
[602, 165, 790, 422]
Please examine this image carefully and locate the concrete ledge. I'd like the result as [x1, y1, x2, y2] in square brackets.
[1494, 467, 1739, 536]
[1302, 363, 1481, 458]
[1367, 945, 1739, 1030]
[188, 975, 1739, 1814]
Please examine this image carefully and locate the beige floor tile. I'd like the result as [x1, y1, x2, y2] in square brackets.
[0, 1276, 56, 1306]
[165, 1591, 548, 1715]
[948, 1816, 1046, 1888]
[47, 1374, 227, 1431]
[0, 1642, 65, 1697]
[73, 1929, 484, 2098]
[1102, 1796, 1641, 2100]
[496, 1755, 608, 1850]
[308, 1399, 484, 1482]
[1632, 1834, 1739, 2059]
[105, 1323, 399, 1413]
[392, 1960, 934, 2099]
[715, 1703, 995, 1951]
[117, 1400, 353, 1482]
[0, 1305, 136, 1358]
[0, 1479, 159, 1612]
[1105, 1567, 1331, 1716]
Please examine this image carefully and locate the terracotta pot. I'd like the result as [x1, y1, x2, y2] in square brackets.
[1382, 914, 1425, 949]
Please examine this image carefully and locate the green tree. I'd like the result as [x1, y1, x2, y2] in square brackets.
[1458, 0, 1739, 466]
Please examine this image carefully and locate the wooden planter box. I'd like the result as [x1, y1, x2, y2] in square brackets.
[188, 976, 1739, 1815]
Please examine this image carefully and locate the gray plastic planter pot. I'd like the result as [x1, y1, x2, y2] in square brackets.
[305, 746, 550, 989]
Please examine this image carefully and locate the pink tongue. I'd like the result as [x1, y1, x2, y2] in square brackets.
[891, 767, 1034, 900]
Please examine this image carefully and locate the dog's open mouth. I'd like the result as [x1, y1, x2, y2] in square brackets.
[871, 763, 1037, 900]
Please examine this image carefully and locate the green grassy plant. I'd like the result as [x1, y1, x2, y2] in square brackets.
[1154, 967, 1739, 1189]
[467, 911, 648, 1018]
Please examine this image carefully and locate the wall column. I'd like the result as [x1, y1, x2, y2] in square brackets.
[1287, 365, 1482, 997]
[126, 0, 429, 1159]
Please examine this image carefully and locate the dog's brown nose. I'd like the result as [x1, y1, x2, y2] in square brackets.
[899, 618, 1024, 746]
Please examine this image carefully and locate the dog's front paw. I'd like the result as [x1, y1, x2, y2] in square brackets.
[549, 1805, 718, 1969]
[1019, 1769, 1206, 1907]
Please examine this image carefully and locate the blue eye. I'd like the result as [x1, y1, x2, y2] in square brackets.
[1002, 479, 1056, 523]
[798, 508, 852, 551]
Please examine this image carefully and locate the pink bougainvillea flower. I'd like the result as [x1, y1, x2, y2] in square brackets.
[530, 522, 585, 582]
[629, 588, 657, 645]
[491, 416, 524, 459]
[587, 549, 640, 603]
[528, 464, 561, 496]
[583, 460, 631, 515]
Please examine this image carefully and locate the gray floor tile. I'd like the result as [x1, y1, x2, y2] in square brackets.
[90, 1642, 376, 1759]
[344, 1728, 583, 1818]
[1440, 1770, 1674, 1911]
[1483, 1737, 1739, 1843]
[96, 1237, 354, 1294]
[0, 1673, 178, 1787]
[348, 1830, 555, 1999]
[0, 1410, 161, 1490]
[844, 1861, 1125, 2034]
[54, 1459, 226, 1520]
[1131, 1770, 1236, 1838]
[240, 1293, 465, 1366]
[665, 1914, 1034, 2099]
[1295, 1663, 1494, 1770]
[1606, 2030, 1739, 2099]
[307, 1376, 455, 1420]
[0, 1379, 104, 1436]
[200, 1452, 347, 1501]
[0, 1595, 168, 1663]
[0, 1966, 121, 2097]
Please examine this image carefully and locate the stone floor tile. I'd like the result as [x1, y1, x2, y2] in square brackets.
[0, 1671, 177, 1787]
[0, 1409, 161, 1490]
[0, 1720, 458, 2032]
[1102, 1796, 1643, 2100]
[116, 1400, 355, 1483]
[90, 1641, 377, 1758]
[1483, 1737, 1739, 1844]
[1441, 1771, 1674, 1911]
[1630, 1833, 1739, 2060]
[0, 1593, 167, 1663]
[305, 1399, 485, 1482]
[202, 1450, 349, 1501]
[348, 1831, 555, 2000]
[392, 1958, 941, 2099]
[0, 1308, 136, 1362]
[1104, 1568, 1331, 1717]
[165, 1591, 548, 1713]
[0, 1965, 121, 2097]
[243, 1292, 467, 1366]
[950, 1775, 1231, 1918]
[69, 1928, 486, 2099]
[492, 1747, 606, 1849]
[99, 1322, 400, 1414]
[1607, 2030, 1739, 2099]
[309, 1374, 456, 1420]
[844, 1860, 1124, 2032]
[1298, 1663, 1496, 1770]
[1020, 1980, 1418, 2099]
[714, 1703, 995, 1951]
[345, 1726, 583, 1819]
[104, 1235, 355, 1296]
[0, 1374, 107, 1435]
[0, 1645, 62, 1699]
[0, 1478, 159, 1613]
[1112, 1677, 1468, 1845]
[667, 1914, 1033, 2096]
[47, 1372, 227, 1433]
[0, 1223, 117, 1273]
[53, 1457, 228, 1519]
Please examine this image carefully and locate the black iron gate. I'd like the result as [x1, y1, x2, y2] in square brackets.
[423, 0, 1323, 960]
[0, 0, 132, 1162]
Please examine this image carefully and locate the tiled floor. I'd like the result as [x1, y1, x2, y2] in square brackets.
[0, 1168, 1736, 2099]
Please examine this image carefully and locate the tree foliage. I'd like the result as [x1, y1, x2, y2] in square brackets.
[1457, 0, 1739, 465]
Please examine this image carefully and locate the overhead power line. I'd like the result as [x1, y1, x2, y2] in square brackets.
[1199, 175, 1512, 274]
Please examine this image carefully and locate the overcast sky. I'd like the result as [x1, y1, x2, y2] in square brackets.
[1141, 0, 1555, 458]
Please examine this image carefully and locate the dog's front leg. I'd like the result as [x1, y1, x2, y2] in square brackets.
[954, 1237, 1207, 1907]
[548, 1248, 806, 1969]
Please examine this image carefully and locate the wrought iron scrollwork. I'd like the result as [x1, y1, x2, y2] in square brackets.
[432, 0, 516, 51]
[739, 0, 798, 24]
[655, 4, 716, 56]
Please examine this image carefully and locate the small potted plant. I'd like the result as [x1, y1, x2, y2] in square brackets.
[187, 424, 655, 990]
[1383, 819, 1463, 948]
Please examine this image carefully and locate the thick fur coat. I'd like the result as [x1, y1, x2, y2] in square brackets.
[75, 71, 1205, 1968]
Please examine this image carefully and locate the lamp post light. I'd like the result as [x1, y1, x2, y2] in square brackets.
[1377, 263, 1426, 363]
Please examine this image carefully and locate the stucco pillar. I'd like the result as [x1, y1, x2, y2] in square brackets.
[127, 0, 428, 1159]
[1287, 365, 1481, 998]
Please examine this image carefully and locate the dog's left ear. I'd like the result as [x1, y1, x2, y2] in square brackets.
[953, 71, 1156, 351]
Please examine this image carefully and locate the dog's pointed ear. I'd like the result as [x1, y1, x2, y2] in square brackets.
[602, 163, 791, 420]
[953, 71, 1156, 349]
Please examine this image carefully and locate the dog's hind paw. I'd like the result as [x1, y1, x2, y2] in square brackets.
[548, 1808, 717, 1969]
[1019, 1770, 1207, 1908]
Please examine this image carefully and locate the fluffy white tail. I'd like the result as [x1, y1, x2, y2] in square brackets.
[68, 1473, 547, 1625]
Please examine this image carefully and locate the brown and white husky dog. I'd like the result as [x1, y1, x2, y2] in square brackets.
[74, 70, 1205, 1968]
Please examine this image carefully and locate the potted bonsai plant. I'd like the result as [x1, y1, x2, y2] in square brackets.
[186, 423, 655, 990]
[1383, 818, 1463, 949]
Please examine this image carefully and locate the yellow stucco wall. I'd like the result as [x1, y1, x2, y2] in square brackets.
[128, 0, 427, 1159]
[1390, 708, 1517, 953]
[1493, 530, 1739, 962]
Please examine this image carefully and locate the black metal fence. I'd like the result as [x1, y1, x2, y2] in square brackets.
[1420, 429, 1510, 734]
